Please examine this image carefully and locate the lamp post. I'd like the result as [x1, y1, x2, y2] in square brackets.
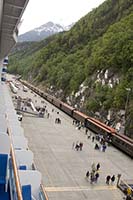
[125, 88, 131, 120]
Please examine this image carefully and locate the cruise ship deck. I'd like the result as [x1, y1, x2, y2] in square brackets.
[9, 77, 133, 200]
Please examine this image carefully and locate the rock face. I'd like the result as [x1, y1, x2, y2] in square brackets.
[47, 68, 132, 138]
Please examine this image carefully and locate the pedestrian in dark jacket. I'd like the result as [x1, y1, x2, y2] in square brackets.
[111, 175, 115, 184]
[85, 128, 88, 134]
[79, 142, 83, 151]
[106, 175, 111, 184]
[95, 172, 99, 183]
[92, 136, 95, 142]
[86, 171, 90, 179]
[96, 163, 100, 171]
[90, 172, 95, 184]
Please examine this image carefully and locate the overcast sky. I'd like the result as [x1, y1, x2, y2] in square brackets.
[19, 0, 105, 35]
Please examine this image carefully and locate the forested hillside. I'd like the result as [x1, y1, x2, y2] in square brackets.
[8, 0, 133, 138]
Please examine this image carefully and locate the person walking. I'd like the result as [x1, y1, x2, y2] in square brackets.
[75, 142, 79, 151]
[91, 163, 96, 173]
[95, 172, 99, 183]
[92, 136, 95, 142]
[87, 134, 91, 139]
[96, 163, 100, 171]
[79, 142, 83, 151]
[90, 171, 95, 184]
[85, 128, 88, 134]
[85, 171, 90, 181]
[106, 175, 111, 184]
[102, 144, 107, 152]
[95, 143, 99, 150]
[111, 175, 115, 184]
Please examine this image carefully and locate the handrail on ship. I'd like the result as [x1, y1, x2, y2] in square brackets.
[32, 163, 49, 200]
[118, 179, 133, 196]
[40, 184, 49, 200]
[7, 127, 23, 200]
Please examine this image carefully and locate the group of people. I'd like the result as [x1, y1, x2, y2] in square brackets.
[55, 111, 62, 124]
[72, 141, 84, 151]
[55, 117, 61, 124]
[72, 119, 85, 130]
[90, 134, 107, 152]
[85, 163, 116, 186]
[72, 121, 108, 152]
[85, 128, 108, 152]
[94, 142, 107, 152]
[106, 175, 115, 184]
[86, 163, 101, 184]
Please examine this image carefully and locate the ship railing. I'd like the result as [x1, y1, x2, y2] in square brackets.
[9, 143, 23, 200]
[32, 164, 49, 200]
[8, 130, 49, 200]
[39, 184, 49, 200]
[118, 179, 133, 196]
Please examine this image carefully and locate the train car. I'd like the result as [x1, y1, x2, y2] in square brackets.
[52, 98, 62, 108]
[44, 94, 62, 108]
[30, 85, 35, 91]
[46, 94, 54, 103]
[61, 102, 75, 116]
[73, 110, 89, 123]
[115, 133, 133, 144]
[39, 91, 47, 99]
[112, 134, 133, 158]
[40, 92, 44, 97]
[91, 117, 116, 133]
[86, 117, 116, 136]
[33, 87, 38, 93]
[37, 89, 44, 97]
[42, 93, 47, 99]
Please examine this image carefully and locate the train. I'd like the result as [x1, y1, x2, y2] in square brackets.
[20, 80, 133, 158]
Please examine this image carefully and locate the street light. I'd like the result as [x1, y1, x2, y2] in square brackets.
[125, 88, 131, 118]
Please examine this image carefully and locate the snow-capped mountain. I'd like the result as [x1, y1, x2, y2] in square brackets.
[18, 22, 74, 42]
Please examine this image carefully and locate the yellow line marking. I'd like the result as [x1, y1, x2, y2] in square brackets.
[45, 185, 117, 192]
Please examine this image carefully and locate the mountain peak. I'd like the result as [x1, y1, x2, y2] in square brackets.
[18, 21, 74, 42]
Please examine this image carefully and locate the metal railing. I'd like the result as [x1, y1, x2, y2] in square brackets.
[8, 127, 23, 200]
[32, 163, 49, 200]
[118, 179, 133, 196]
[7, 114, 49, 200]
[39, 184, 49, 200]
